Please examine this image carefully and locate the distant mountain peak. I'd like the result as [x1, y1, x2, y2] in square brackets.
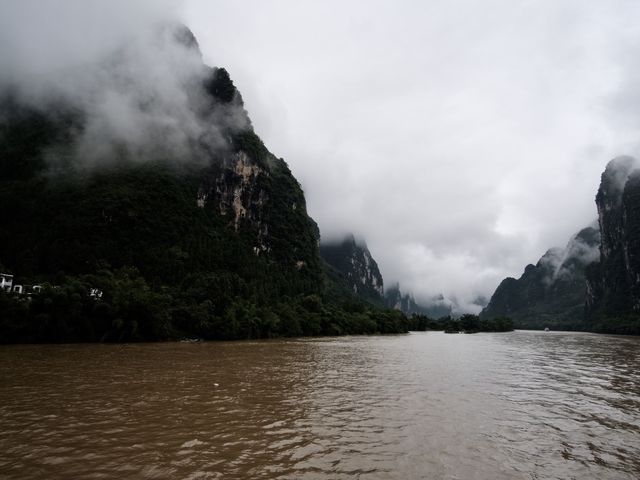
[320, 234, 384, 301]
[171, 24, 201, 56]
[383, 283, 452, 318]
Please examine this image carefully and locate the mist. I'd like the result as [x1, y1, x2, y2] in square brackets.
[4, 1, 640, 313]
[537, 221, 601, 284]
[0, 0, 247, 169]
[183, 0, 640, 312]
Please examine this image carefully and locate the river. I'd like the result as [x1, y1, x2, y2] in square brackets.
[0, 331, 639, 479]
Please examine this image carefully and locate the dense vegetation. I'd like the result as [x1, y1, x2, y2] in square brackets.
[0, 267, 410, 343]
[584, 161, 640, 335]
[0, 64, 413, 343]
[0, 146, 412, 343]
[406, 313, 513, 333]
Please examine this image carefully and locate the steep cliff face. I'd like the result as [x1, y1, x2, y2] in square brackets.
[0, 25, 415, 343]
[320, 235, 384, 303]
[481, 224, 600, 329]
[586, 157, 640, 319]
[623, 172, 640, 310]
[0, 26, 322, 297]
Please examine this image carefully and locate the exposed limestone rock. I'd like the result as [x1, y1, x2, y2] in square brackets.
[196, 151, 268, 240]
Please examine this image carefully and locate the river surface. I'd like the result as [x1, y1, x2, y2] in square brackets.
[0, 331, 639, 479]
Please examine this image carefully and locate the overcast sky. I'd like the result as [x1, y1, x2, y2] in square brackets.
[180, 0, 640, 311]
[2, 1, 640, 312]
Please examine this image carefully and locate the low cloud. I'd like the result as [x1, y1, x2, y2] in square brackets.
[185, 0, 640, 311]
[0, 0, 248, 170]
[4, 1, 640, 312]
[538, 222, 601, 284]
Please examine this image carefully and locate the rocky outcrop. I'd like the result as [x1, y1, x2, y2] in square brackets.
[586, 157, 640, 318]
[197, 152, 261, 226]
[481, 224, 600, 329]
[320, 235, 384, 302]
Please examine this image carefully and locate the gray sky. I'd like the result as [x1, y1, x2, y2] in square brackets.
[182, 0, 640, 312]
[2, 1, 640, 312]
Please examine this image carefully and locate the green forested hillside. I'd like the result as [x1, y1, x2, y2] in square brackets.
[0, 41, 408, 342]
[480, 226, 600, 331]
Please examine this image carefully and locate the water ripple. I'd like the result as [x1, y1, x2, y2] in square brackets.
[0, 331, 639, 479]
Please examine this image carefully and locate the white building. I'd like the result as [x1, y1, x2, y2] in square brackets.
[8, 283, 43, 296]
[0, 273, 13, 292]
[89, 288, 103, 299]
[16, 285, 44, 295]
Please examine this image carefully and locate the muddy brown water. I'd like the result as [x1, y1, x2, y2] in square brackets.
[1, 331, 639, 479]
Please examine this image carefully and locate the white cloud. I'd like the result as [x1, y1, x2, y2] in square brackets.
[3, 0, 640, 311]
[0, 0, 249, 168]
[182, 0, 640, 310]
